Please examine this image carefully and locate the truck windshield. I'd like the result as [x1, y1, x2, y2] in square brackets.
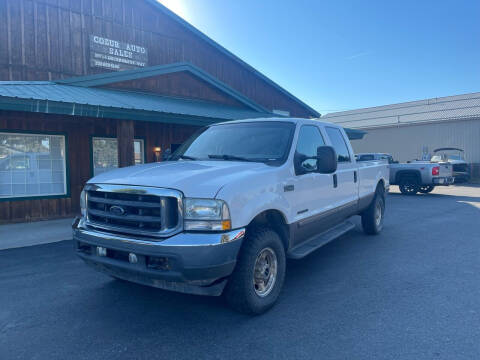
[431, 154, 462, 162]
[171, 121, 295, 165]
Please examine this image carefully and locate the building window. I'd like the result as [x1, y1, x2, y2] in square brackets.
[0, 132, 67, 199]
[92, 137, 144, 176]
[134, 139, 145, 165]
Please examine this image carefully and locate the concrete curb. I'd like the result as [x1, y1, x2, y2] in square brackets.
[0, 218, 74, 250]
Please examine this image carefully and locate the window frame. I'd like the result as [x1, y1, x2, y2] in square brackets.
[0, 130, 70, 202]
[134, 138, 145, 165]
[90, 135, 147, 177]
[294, 125, 326, 176]
[325, 126, 352, 163]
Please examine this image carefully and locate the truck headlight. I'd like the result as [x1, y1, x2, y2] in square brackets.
[184, 198, 231, 231]
[80, 189, 87, 218]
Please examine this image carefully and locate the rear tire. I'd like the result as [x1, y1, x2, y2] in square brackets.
[399, 178, 420, 195]
[224, 228, 286, 315]
[419, 185, 435, 193]
[361, 190, 385, 235]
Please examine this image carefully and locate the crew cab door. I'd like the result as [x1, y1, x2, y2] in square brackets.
[286, 125, 333, 246]
[323, 126, 359, 213]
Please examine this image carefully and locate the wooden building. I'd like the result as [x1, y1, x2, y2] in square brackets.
[0, 0, 319, 223]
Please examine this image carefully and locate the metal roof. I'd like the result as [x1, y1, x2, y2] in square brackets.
[56, 62, 269, 113]
[143, 0, 320, 118]
[322, 92, 480, 129]
[0, 81, 363, 139]
[0, 82, 271, 125]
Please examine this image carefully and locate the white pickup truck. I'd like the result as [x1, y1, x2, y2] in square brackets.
[73, 118, 389, 314]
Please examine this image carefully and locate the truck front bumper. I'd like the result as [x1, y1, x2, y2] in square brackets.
[73, 220, 245, 296]
[433, 176, 455, 185]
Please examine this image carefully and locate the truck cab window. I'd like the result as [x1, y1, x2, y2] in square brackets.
[295, 125, 325, 174]
[325, 127, 351, 163]
[358, 154, 374, 161]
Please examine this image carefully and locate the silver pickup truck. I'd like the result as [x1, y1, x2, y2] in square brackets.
[356, 153, 454, 195]
[390, 161, 453, 194]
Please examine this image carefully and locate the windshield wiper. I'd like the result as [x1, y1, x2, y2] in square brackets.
[179, 155, 198, 160]
[208, 154, 257, 162]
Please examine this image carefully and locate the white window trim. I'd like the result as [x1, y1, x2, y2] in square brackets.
[91, 137, 146, 177]
[0, 132, 68, 199]
[134, 139, 145, 165]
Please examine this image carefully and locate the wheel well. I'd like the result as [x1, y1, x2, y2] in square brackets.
[376, 179, 385, 195]
[247, 210, 290, 250]
[395, 170, 421, 184]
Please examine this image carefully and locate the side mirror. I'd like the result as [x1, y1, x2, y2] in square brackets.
[316, 146, 337, 174]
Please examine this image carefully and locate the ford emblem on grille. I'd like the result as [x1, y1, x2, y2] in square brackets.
[109, 205, 126, 216]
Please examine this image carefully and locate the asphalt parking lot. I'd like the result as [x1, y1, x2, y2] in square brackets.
[1, 185, 479, 360]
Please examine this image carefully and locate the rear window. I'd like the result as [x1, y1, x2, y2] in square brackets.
[325, 127, 351, 163]
[357, 154, 374, 161]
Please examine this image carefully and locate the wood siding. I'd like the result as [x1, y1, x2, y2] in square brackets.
[103, 71, 246, 108]
[116, 119, 135, 167]
[0, 110, 199, 223]
[0, 0, 314, 117]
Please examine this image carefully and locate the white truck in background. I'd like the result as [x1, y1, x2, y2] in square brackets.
[73, 118, 389, 314]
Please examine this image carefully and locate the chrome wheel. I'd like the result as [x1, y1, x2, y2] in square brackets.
[401, 184, 416, 193]
[419, 185, 434, 193]
[253, 247, 277, 297]
[399, 179, 419, 195]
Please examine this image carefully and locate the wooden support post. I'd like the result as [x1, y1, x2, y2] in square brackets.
[117, 119, 135, 167]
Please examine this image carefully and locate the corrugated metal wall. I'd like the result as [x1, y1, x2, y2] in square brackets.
[350, 118, 480, 166]
[323, 93, 480, 129]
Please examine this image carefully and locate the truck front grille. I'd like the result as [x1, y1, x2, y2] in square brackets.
[85, 184, 183, 238]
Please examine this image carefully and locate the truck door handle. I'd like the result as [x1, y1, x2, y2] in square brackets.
[354, 171, 357, 183]
[284, 184, 294, 192]
[333, 174, 338, 188]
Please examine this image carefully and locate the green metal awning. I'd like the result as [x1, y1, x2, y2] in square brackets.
[0, 81, 273, 126]
[0, 79, 366, 140]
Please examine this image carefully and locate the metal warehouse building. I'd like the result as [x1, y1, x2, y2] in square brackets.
[323, 92, 480, 180]
[0, 0, 319, 223]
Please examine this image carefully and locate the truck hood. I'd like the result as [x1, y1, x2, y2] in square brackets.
[88, 160, 272, 198]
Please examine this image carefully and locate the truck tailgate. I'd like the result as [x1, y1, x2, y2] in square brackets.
[438, 163, 453, 177]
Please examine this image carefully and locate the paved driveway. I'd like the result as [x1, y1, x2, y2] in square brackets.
[1, 185, 479, 360]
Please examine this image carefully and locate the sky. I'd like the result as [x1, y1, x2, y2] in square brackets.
[157, 0, 480, 115]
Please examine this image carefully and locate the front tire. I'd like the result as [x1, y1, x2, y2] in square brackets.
[224, 228, 286, 315]
[361, 191, 385, 235]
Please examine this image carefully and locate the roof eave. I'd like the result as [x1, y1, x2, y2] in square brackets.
[0, 96, 269, 126]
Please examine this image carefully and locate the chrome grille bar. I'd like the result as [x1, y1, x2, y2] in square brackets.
[88, 195, 161, 208]
[84, 184, 183, 239]
[88, 208, 162, 223]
